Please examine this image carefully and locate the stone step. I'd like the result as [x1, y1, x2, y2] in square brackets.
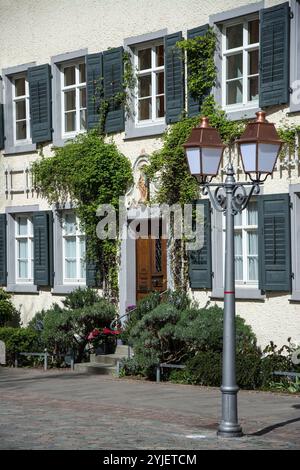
[74, 362, 116, 375]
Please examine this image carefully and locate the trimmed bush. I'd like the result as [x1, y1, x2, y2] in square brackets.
[0, 289, 20, 327]
[62, 287, 101, 310]
[0, 327, 40, 366]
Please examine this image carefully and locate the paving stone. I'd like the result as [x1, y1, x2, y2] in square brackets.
[0, 368, 299, 450]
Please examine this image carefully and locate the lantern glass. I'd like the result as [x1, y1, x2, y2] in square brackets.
[186, 147, 201, 176]
[202, 147, 223, 175]
[258, 143, 280, 173]
[239, 143, 256, 173]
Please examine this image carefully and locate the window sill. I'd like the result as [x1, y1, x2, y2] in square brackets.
[4, 143, 37, 155]
[6, 284, 39, 294]
[124, 122, 166, 140]
[52, 284, 86, 294]
[211, 286, 265, 300]
[224, 106, 260, 122]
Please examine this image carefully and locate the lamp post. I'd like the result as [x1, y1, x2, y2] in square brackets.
[183, 111, 282, 438]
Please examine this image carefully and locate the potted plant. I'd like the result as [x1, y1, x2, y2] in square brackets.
[87, 327, 120, 355]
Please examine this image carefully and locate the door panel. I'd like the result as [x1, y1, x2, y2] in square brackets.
[136, 236, 167, 301]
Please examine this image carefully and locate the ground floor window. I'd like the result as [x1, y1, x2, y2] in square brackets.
[223, 200, 258, 284]
[15, 215, 34, 283]
[62, 212, 86, 284]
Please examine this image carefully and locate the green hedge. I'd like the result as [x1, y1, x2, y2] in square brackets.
[0, 327, 40, 366]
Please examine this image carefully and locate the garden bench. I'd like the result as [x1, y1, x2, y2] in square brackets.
[156, 363, 186, 383]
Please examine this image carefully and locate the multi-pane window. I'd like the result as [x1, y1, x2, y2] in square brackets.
[135, 43, 165, 123]
[223, 201, 258, 284]
[62, 63, 86, 135]
[13, 76, 31, 142]
[222, 17, 259, 107]
[63, 213, 86, 284]
[15, 216, 34, 283]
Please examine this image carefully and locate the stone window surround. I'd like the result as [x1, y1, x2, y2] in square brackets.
[289, 183, 300, 302]
[51, 49, 88, 148]
[2, 62, 37, 155]
[124, 29, 168, 140]
[6, 205, 39, 293]
[52, 202, 86, 294]
[289, 0, 300, 114]
[210, 192, 265, 301]
[209, 1, 265, 121]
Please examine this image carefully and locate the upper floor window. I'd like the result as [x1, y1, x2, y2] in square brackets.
[222, 17, 259, 109]
[13, 76, 31, 143]
[15, 215, 34, 284]
[135, 42, 165, 124]
[61, 62, 86, 136]
[223, 201, 258, 285]
[62, 212, 86, 284]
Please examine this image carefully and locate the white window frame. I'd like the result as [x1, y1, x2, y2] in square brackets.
[61, 61, 86, 138]
[222, 201, 259, 287]
[62, 212, 86, 285]
[12, 75, 31, 145]
[15, 215, 34, 285]
[134, 41, 165, 127]
[221, 14, 259, 112]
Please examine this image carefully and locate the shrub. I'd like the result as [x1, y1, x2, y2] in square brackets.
[0, 289, 20, 327]
[40, 299, 116, 361]
[0, 327, 40, 366]
[62, 287, 101, 310]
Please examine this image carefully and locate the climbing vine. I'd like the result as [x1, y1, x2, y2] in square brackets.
[96, 50, 136, 135]
[177, 27, 217, 106]
[32, 131, 133, 300]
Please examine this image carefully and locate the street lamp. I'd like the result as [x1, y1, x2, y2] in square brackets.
[183, 111, 282, 438]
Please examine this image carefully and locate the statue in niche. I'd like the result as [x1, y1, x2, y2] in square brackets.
[137, 167, 149, 203]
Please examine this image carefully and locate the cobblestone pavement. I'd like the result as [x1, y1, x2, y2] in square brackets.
[0, 368, 299, 450]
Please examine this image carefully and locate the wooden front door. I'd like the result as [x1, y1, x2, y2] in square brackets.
[136, 236, 167, 301]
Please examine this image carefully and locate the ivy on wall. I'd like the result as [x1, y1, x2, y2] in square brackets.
[177, 27, 217, 104]
[97, 51, 136, 134]
[32, 131, 133, 300]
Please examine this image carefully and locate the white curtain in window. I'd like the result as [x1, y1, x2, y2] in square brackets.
[234, 232, 243, 280]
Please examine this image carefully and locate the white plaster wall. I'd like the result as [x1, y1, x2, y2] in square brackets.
[0, 0, 299, 347]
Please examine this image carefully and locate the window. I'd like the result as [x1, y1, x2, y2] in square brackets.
[222, 17, 259, 108]
[223, 201, 258, 285]
[13, 76, 31, 143]
[15, 215, 34, 284]
[63, 213, 86, 284]
[135, 42, 165, 124]
[61, 62, 86, 135]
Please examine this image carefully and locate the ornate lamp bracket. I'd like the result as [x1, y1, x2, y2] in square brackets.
[202, 164, 261, 215]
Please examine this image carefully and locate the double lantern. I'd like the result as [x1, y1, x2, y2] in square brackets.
[183, 111, 282, 183]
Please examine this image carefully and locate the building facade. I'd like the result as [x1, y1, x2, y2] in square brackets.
[0, 0, 300, 347]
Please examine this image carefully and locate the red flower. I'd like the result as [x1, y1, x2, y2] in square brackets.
[87, 328, 100, 340]
[102, 327, 120, 336]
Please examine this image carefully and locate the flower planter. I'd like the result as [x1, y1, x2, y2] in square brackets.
[95, 341, 116, 355]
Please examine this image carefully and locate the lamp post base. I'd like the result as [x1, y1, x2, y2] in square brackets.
[217, 423, 243, 438]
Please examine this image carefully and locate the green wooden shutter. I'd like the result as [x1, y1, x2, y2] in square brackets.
[0, 103, 4, 150]
[258, 194, 291, 292]
[28, 64, 52, 143]
[103, 47, 124, 134]
[0, 214, 7, 286]
[259, 3, 290, 108]
[86, 237, 98, 287]
[33, 211, 53, 286]
[86, 53, 103, 130]
[187, 24, 209, 117]
[165, 31, 185, 124]
[189, 199, 212, 289]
